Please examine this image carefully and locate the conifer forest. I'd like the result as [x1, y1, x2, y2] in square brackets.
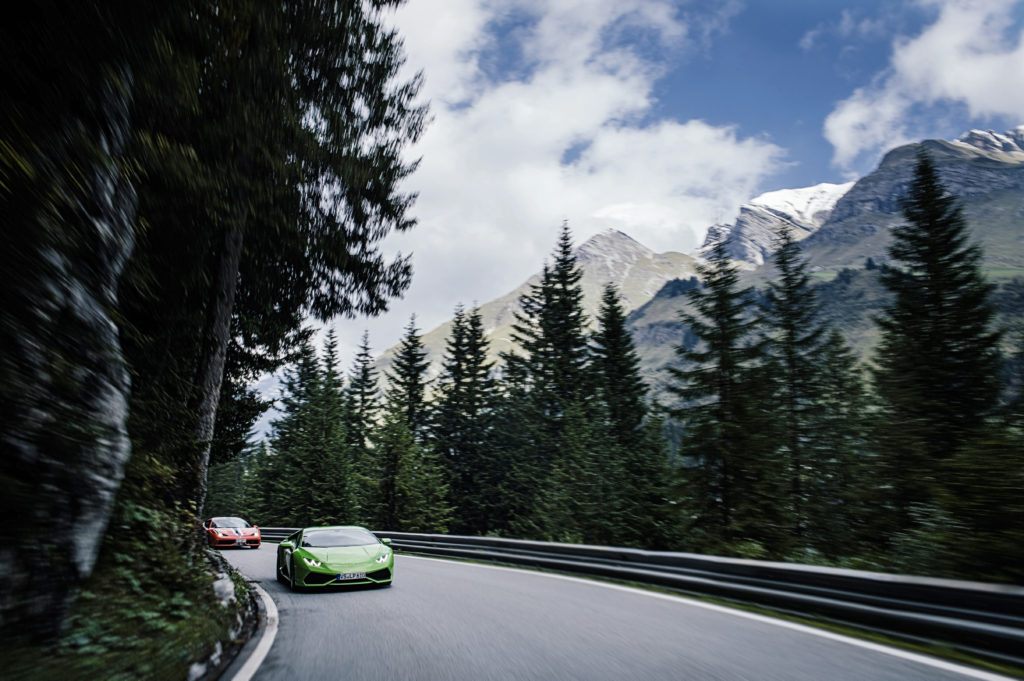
[2, 1, 1022, 679]
[215, 152, 1023, 586]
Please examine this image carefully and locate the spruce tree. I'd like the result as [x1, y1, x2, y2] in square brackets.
[760, 225, 830, 543]
[373, 413, 452, 532]
[431, 306, 499, 534]
[504, 223, 593, 536]
[346, 331, 381, 525]
[591, 283, 670, 547]
[266, 338, 322, 525]
[491, 350, 543, 535]
[305, 329, 356, 525]
[534, 399, 610, 543]
[253, 331, 358, 526]
[239, 440, 274, 523]
[592, 284, 647, 434]
[807, 330, 871, 558]
[376, 316, 439, 530]
[665, 237, 783, 556]
[384, 316, 431, 442]
[873, 150, 1002, 532]
[392, 419, 453, 534]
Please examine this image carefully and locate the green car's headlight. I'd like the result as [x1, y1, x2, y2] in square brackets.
[303, 557, 322, 568]
[375, 550, 390, 564]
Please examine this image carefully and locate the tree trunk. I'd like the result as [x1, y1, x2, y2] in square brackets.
[193, 224, 244, 523]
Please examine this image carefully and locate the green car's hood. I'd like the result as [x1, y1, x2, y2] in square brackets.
[304, 544, 385, 564]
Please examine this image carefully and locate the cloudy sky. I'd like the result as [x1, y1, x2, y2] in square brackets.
[329, 0, 1024, 366]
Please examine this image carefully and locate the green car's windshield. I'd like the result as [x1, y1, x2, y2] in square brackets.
[301, 528, 378, 548]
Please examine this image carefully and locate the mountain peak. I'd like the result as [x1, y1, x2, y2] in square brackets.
[576, 229, 654, 261]
[697, 181, 852, 267]
[954, 127, 1024, 159]
[749, 182, 854, 228]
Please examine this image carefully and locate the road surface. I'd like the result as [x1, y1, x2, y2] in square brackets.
[221, 546, 1009, 681]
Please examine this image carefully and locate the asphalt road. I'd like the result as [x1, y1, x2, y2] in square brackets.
[221, 546, 1010, 681]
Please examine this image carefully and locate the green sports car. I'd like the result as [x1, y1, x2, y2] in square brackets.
[276, 525, 393, 590]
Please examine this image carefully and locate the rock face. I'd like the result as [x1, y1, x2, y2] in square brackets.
[375, 230, 700, 379]
[699, 182, 853, 266]
[802, 127, 1024, 270]
[628, 126, 1024, 387]
[828, 128, 1024, 224]
[0, 64, 135, 641]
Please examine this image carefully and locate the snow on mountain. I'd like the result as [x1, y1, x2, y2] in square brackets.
[699, 181, 853, 266]
[953, 127, 1024, 160]
[749, 182, 855, 230]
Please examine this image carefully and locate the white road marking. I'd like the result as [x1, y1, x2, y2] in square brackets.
[401, 555, 1017, 681]
[226, 581, 279, 681]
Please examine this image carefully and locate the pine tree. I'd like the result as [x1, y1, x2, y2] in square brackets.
[873, 150, 1002, 532]
[591, 283, 671, 547]
[305, 329, 356, 525]
[384, 316, 431, 442]
[431, 306, 499, 534]
[760, 225, 830, 543]
[504, 223, 593, 536]
[266, 339, 322, 525]
[534, 400, 610, 543]
[806, 330, 871, 558]
[343, 332, 381, 526]
[665, 237, 784, 556]
[392, 418, 453, 534]
[373, 414, 452, 532]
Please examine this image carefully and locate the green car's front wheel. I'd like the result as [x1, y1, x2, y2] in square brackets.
[288, 557, 297, 592]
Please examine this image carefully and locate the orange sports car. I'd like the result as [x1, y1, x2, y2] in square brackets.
[204, 516, 261, 549]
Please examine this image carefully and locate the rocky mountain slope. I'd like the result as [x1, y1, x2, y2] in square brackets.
[796, 127, 1024, 275]
[699, 182, 853, 267]
[377, 230, 700, 378]
[374, 127, 1024, 392]
[628, 127, 1024, 386]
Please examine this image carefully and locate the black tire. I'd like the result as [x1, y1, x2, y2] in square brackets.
[276, 554, 286, 585]
[288, 557, 297, 592]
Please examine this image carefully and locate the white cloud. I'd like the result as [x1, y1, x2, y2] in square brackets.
[838, 9, 887, 40]
[825, 0, 1024, 172]
[333, 0, 785, 363]
[799, 26, 824, 51]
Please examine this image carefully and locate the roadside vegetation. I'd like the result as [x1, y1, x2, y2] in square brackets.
[219, 153, 1022, 585]
[2, 0, 423, 678]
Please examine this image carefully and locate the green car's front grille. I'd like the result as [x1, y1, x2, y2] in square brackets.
[304, 572, 337, 586]
[300, 567, 391, 586]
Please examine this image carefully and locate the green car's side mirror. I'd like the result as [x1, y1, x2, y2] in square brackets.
[381, 538, 392, 545]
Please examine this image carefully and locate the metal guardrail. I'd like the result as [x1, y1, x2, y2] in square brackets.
[256, 528, 1024, 668]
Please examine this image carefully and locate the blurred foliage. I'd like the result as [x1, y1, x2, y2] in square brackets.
[2, 501, 250, 681]
[2, 0, 427, 670]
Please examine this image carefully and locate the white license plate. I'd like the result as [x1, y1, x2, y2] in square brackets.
[235, 538, 246, 545]
[337, 572, 365, 581]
